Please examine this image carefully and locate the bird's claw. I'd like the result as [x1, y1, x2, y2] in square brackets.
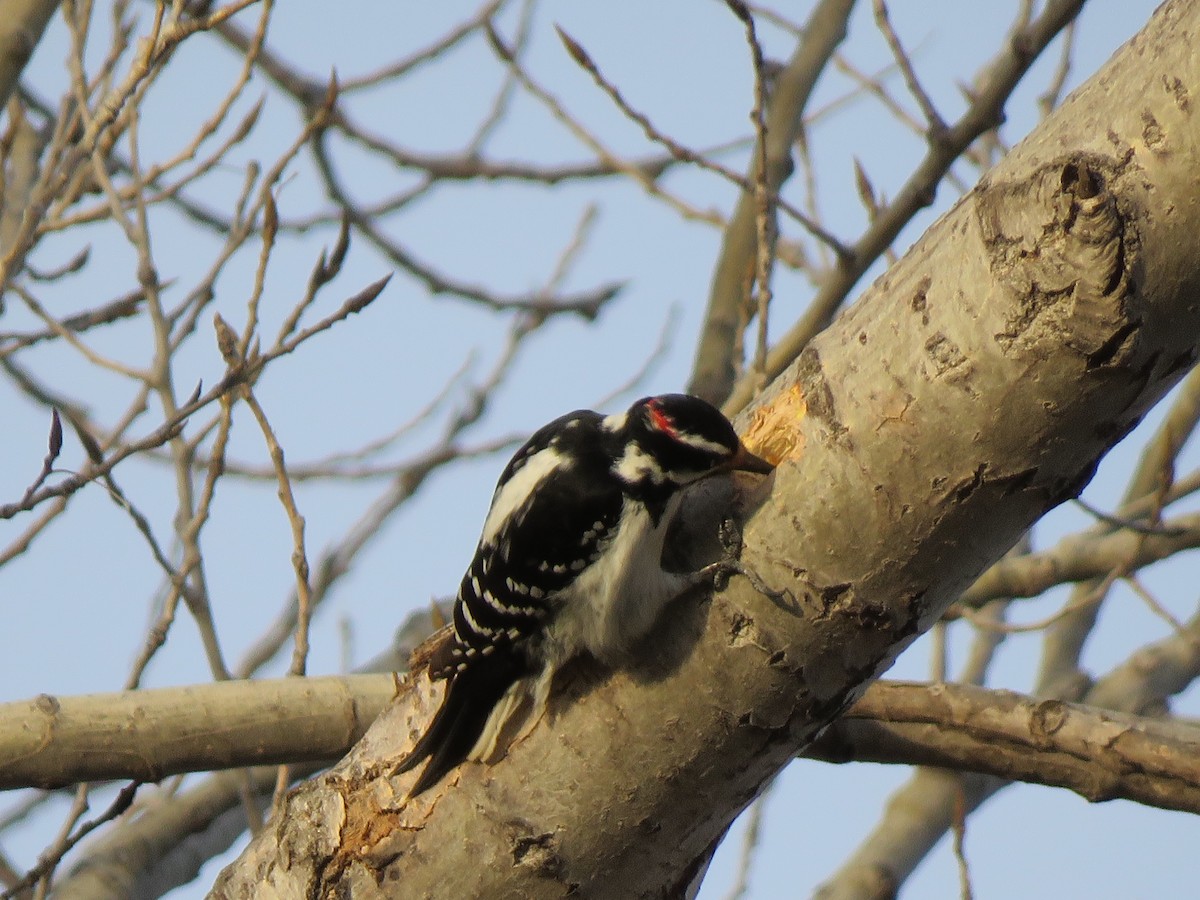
[701, 520, 793, 606]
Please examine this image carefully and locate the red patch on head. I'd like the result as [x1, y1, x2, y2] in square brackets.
[647, 400, 677, 437]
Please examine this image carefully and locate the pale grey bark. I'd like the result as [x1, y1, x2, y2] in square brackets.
[210, 0, 1200, 895]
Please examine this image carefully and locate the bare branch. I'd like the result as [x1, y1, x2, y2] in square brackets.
[872, 0, 948, 136]
[1039, 364, 1200, 694]
[814, 681, 1200, 815]
[0, 675, 395, 790]
[961, 512, 1200, 608]
[691, 0, 855, 405]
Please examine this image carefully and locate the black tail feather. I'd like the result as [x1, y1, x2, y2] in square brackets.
[396, 658, 523, 796]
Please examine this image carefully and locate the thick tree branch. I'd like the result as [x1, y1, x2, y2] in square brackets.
[820, 370, 1200, 899]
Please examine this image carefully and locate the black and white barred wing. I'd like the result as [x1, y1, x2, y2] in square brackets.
[397, 411, 621, 794]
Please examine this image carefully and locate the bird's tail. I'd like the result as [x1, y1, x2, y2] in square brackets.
[395, 657, 525, 797]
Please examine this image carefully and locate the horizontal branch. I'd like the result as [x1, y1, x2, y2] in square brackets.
[813, 681, 1200, 814]
[5, 676, 1197, 818]
[963, 512, 1200, 606]
[0, 675, 396, 790]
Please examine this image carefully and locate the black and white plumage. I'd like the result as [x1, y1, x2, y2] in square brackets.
[396, 393, 773, 796]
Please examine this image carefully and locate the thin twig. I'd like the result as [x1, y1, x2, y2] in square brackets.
[722, 784, 771, 900]
[724, 1, 779, 394]
[872, 0, 948, 136]
[555, 25, 847, 256]
[951, 781, 974, 900]
[3, 783, 140, 900]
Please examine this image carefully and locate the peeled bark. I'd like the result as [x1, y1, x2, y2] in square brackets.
[211, 1, 1200, 896]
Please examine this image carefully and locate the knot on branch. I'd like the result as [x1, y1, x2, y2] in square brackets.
[977, 154, 1138, 368]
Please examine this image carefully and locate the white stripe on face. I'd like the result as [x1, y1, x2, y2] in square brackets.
[674, 431, 735, 457]
[613, 442, 665, 485]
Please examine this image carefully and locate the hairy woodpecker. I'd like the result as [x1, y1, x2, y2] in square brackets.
[396, 393, 773, 795]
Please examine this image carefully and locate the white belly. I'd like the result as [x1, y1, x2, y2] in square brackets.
[544, 495, 687, 669]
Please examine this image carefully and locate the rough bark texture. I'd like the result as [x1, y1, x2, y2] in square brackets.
[211, 2, 1200, 896]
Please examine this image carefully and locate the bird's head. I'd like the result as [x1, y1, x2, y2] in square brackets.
[604, 393, 773, 491]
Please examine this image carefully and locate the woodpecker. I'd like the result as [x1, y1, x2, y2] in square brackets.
[396, 393, 773, 795]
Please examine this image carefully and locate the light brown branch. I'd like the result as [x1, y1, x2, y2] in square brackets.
[0, 675, 396, 790]
[813, 681, 1200, 815]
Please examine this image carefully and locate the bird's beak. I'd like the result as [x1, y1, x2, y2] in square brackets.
[728, 442, 775, 475]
